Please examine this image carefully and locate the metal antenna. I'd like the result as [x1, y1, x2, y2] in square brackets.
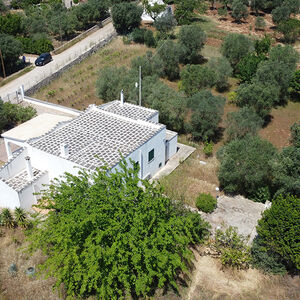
[139, 66, 142, 106]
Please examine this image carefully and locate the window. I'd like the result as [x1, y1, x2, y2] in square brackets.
[148, 149, 154, 162]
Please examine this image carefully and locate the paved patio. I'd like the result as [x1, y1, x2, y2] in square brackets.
[151, 143, 196, 181]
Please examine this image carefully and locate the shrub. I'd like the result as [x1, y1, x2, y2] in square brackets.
[144, 29, 156, 47]
[237, 53, 266, 83]
[203, 141, 213, 157]
[131, 28, 147, 44]
[0, 100, 36, 132]
[214, 226, 251, 269]
[1, 208, 14, 228]
[17, 37, 53, 55]
[196, 193, 217, 213]
[111, 2, 143, 34]
[255, 16, 266, 30]
[256, 195, 300, 272]
[14, 207, 28, 228]
[255, 35, 271, 56]
[217, 135, 277, 200]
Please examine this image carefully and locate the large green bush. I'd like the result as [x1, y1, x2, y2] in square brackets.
[196, 193, 217, 213]
[26, 160, 210, 299]
[256, 195, 300, 272]
[111, 2, 143, 34]
[251, 236, 287, 274]
[17, 37, 53, 55]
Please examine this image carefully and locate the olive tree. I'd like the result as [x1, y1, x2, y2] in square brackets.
[208, 56, 233, 90]
[217, 135, 277, 200]
[188, 90, 226, 141]
[0, 33, 23, 71]
[225, 107, 263, 142]
[221, 33, 254, 69]
[178, 24, 206, 64]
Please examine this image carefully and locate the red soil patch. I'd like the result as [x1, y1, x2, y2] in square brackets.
[205, 5, 277, 39]
[206, 37, 222, 47]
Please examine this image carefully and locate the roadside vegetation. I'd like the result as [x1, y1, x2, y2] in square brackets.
[0, 98, 36, 133]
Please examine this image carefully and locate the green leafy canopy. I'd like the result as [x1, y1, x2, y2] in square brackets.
[26, 160, 209, 299]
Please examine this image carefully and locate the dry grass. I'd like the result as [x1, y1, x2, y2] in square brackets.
[260, 101, 300, 149]
[33, 37, 149, 110]
[159, 147, 220, 207]
[185, 248, 300, 300]
[0, 228, 61, 300]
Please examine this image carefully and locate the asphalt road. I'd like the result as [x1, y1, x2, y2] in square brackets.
[0, 22, 115, 99]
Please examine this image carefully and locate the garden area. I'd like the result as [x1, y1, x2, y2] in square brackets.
[1, 0, 297, 299]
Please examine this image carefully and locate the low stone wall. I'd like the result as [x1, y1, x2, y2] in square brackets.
[25, 32, 117, 96]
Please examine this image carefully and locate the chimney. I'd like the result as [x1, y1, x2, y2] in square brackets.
[60, 143, 69, 158]
[120, 89, 124, 105]
[25, 156, 33, 180]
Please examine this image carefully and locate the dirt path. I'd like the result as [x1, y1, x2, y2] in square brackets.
[0, 22, 116, 99]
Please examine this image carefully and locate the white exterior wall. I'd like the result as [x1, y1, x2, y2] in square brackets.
[19, 173, 49, 211]
[111, 127, 166, 179]
[0, 181, 20, 209]
[28, 147, 82, 180]
[168, 133, 178, 159]
[148, 113, 159, 123]
[0, 148, 28, 179]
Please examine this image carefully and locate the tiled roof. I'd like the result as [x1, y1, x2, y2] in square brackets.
[2, 168, 47, 192]
[29, 105, 164, 169]
[99, 101, 158, 121]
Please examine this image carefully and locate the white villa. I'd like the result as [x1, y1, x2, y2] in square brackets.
[0, 100, 178, 210]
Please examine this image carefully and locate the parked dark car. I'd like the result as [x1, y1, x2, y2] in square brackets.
[35, 53, 52, 66]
